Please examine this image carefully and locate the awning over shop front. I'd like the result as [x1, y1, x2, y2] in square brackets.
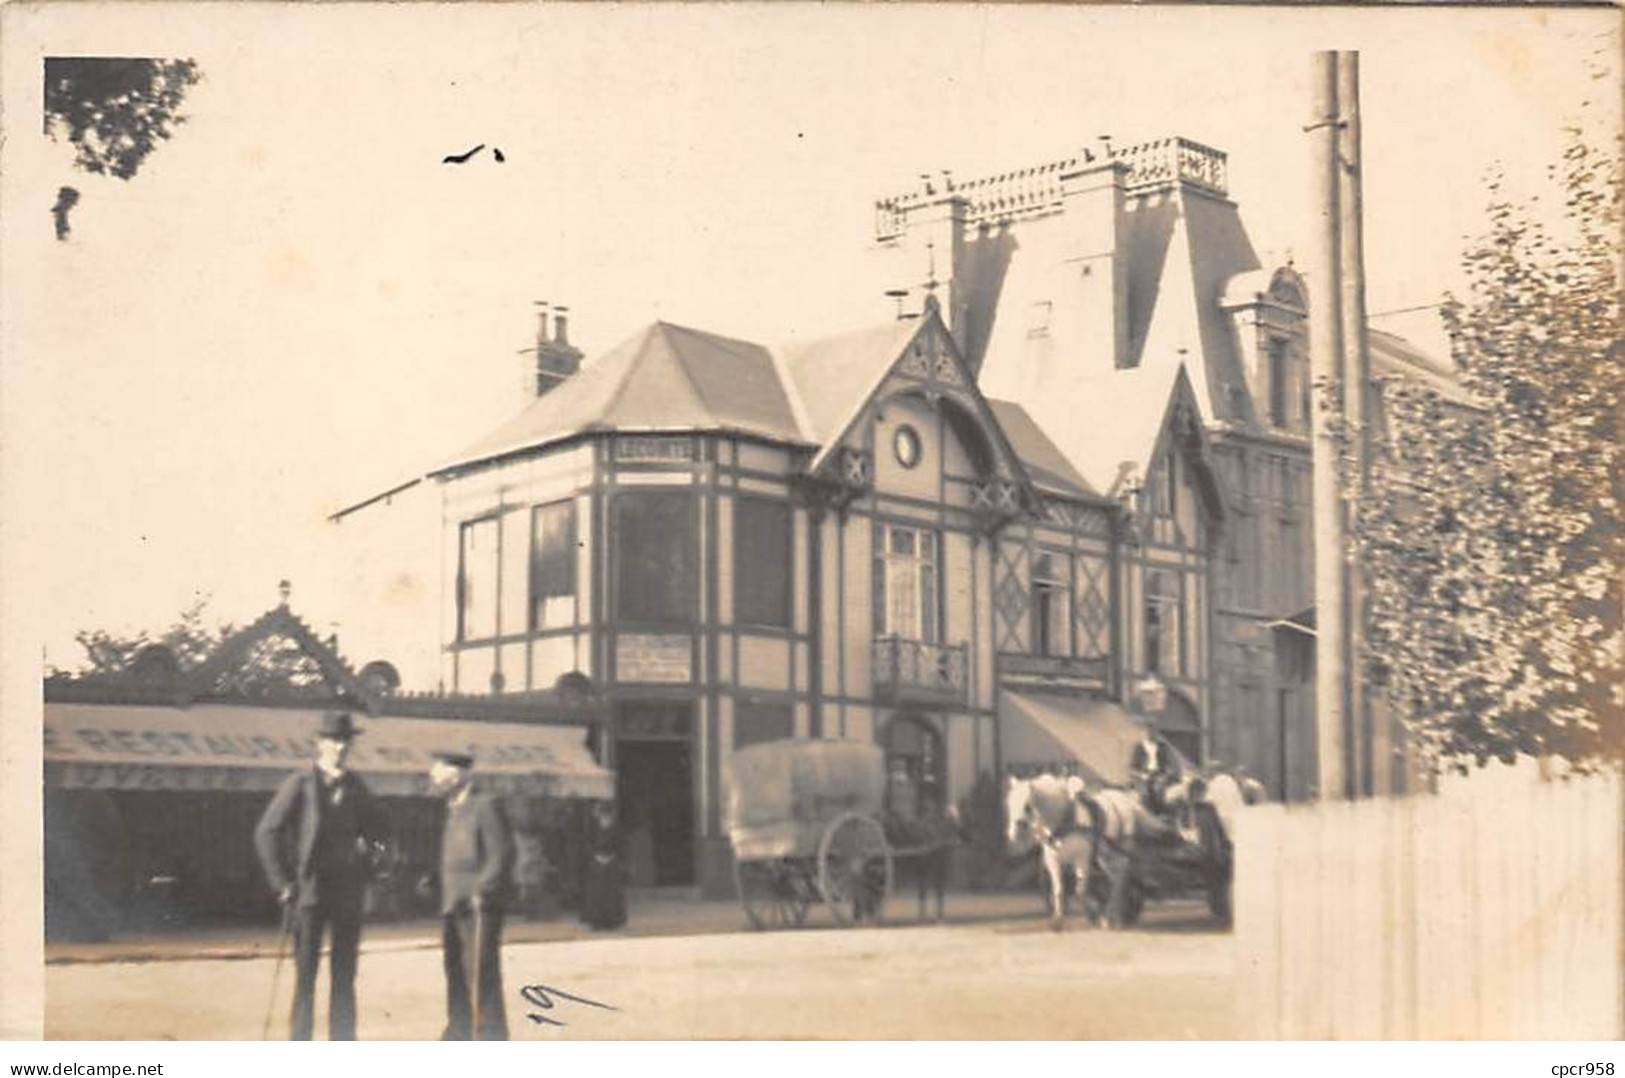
[999, 691, 1195, 786]
[43, 703, 614, 799]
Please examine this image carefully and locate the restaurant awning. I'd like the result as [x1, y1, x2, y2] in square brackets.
[44, 702, 614, 799]
[999, 690, 1195, 786]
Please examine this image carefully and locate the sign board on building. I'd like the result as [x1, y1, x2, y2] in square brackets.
[615, 633, 693, 683]
[42, 703, 614, 798]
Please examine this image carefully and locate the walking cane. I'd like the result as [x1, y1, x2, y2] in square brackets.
[261, 897, 295, 1040]
[469, 901, 483, 1040]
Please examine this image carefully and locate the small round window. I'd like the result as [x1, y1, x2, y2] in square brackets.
[894, 425, 922, 469]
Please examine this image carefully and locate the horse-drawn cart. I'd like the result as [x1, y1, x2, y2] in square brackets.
[725, 739, 895, 929]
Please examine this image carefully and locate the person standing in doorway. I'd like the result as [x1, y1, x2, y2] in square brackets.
[429, 751, 514, 1040]
[580, 799, 627, 930]
[253, 711, 387, 1040]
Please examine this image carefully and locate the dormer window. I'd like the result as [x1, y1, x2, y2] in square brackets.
[1268, 338, 1290, 429]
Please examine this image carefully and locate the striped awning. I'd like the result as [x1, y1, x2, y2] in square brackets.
[43, 702, 613, 799]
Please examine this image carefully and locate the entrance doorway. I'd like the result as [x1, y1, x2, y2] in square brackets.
[614, 702, 695, 887]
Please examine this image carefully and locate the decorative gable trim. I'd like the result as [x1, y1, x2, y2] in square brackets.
[188, 604, 368, 703]
[807, 304, 1043, 524]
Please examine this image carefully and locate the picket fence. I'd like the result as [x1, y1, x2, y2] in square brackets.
[1233, 764, 1622, 1039]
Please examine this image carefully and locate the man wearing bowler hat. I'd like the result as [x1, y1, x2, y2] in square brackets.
[254, 710, 388, 1039]
[429, 750, 514, 1040]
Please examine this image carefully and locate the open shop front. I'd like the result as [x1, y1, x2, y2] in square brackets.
[43, 701, 613, 939]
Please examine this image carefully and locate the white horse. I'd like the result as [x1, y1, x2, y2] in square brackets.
[1006, 774, 1169, 930]
[1005, 773, 1096, 930]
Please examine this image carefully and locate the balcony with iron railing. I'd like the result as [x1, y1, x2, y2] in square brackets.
[872, 636, 969, 706]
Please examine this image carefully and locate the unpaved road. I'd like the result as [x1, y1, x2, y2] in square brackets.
[47, 902, 1237, 1040]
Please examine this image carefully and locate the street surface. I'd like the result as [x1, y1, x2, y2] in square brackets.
[46, 898, 1237, 1040]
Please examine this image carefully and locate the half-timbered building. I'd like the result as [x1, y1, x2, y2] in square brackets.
[336, 293, 1224, 895]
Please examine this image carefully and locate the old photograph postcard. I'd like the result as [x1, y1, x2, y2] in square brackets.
[2, 0, 1619, 1046]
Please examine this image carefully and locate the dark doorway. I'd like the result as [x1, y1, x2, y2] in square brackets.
[615, 736, 694, 887]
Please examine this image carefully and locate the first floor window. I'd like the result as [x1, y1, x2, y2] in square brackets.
[734, 498, 792, 628]
[530, 500, 577, 630]
[1144, 568, 1183, 676]
[614, 491, 697, 623]
[873, 522, 940, 643]
[1031, 551, 1071, 657]
[734, 699, 794, 749]
[456, 517, 499, 642]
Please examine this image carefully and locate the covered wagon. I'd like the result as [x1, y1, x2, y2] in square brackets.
[725, 738, 894, 929]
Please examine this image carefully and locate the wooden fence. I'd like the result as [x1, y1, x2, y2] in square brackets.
[1234, 764, 1622, 1038]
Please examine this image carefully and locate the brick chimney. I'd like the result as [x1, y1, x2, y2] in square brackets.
[528, 301, 584, 397]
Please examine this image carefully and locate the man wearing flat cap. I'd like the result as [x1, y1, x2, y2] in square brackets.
[429, 750, 514, 1040]
[254, 711, 388, 1040]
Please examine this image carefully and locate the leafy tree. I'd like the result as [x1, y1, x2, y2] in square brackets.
[43, 57, 201, 239]
[72, 596, 225, 676]
[1350, 129, 1622, 773]
[68, 597, 332, 698]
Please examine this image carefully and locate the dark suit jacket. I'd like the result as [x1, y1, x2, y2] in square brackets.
[439, 789, 515, 915]
[254, 767, 387, 908]
[1128, 736, 1182, 784]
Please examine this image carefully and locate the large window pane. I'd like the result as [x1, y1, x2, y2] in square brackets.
[734, 699, 793, 749]
[457, 517, 499, 642]
[530, 500, 577, 631]
[1032, 551, 1071, 657]
[873, 522, 942, 642]
[614, 491, 697, 623]
[734, 498, 791, 627]
[1144, 568, 1182, 675]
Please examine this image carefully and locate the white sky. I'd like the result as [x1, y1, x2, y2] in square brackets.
[2, 3, 1617, 673]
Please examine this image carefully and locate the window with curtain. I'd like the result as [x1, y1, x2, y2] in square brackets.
[872, 521, 939, 643]
[1031, 551, 1071, 657]
[734, 498, 791, 627]
[613, 491, 697, 623]
[456, 517, 499, 642]
[530, 500, 577, 631]
[1144, 568, 1183, 676]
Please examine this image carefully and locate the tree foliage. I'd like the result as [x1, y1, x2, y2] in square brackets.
[44, 57, 201, 181]
[1351, 130, 1622, 772]
[73, 596, 225, 676]
[69, 598, 332, 698]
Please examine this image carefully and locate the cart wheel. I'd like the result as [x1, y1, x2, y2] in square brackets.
[817, 812, 893, 926]
[735, 858, 812, 930]
[1206, 866, 1233, 926]
[1121, 879, 1145, 927]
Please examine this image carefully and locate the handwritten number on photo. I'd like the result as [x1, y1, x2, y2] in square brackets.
[521, 983, 617, 1028]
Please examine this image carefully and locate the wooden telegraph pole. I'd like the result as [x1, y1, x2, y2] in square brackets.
[1308, 51, 1349, 801]
[1336, 51, 1376, 797]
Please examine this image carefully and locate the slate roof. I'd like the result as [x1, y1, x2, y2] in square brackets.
[1046, 361, 1191, 499]
[775, 318, 923, 446]
[433, 321, 808, 476]
[984, 398, 1099, 500]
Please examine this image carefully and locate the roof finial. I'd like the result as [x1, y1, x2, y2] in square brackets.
[278, 579, 292, 608]
[924, 241, 939, 297]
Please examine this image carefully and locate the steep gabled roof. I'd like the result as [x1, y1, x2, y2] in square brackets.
[432, 321, 809, 476]
[984, 398, 1100, 501]
[775, 318, 923, 447]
